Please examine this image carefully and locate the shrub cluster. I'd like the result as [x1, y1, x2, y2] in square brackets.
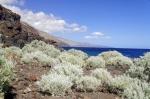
[99, 51, 123, 61]
[99, 51, 133, 69]
[58, 52, 85, 67]
[0, 56, 14, 93]
[91, 68, 112, 85]
[51, 63, 83, 81]
[75, 76, 101, 92]
[67, 49, 88, 59]
[106, 56, 133, 68]
[85, 56, 105, 69]
[22, 40, 61, 58]
[21, 51, 59, 67]
[1, 40, 149, 98]
[122, 79, 150, 99]
[108, 75, 132, 93]
[36, 73, 73, 96]
[107, 75, 150, 98]
[127, 52, 150, 82]
[4, 47, 22, 61]
[0, 93, 4, 99]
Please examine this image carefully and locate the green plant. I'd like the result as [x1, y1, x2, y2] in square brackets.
[3, 46, 22, 61]
[127, 52, 150, 82]
[21, 51, 60, 66]
[75, 76, 101, 92]
[91, 68, 112, 85]
[99, 51, 123, 61]
[67, 49, 88, 59]
[51, 63, 83, 82]
[106, 56, 133, 68]
[58, 52, 85, 67]
[0, 93, 4, 99]
[122, 79, 150, 99]
[108, 75, 133, 94]
[37, 73, 72, 96]
[0, 56, 14, 92]
[107, 74, 150, 98]
[126, 65, 148, 81]
[86, 56, 105, 69]
[22, 40, 61, 58]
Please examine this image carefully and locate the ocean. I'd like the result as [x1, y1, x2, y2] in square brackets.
[63, 47, 150, 58]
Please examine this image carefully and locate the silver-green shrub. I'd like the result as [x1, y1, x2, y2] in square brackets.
[58, 52, 85, 67]
[99, 51, 123, 61]
[51, 63, 83, 81]
[106, 56, 133, 68]
[122, 79, 150, 99]
[91, 68, 112, 85]
[107, 75, 150, 99]
[127, 52, 150, 82]
[21, 51, 59, 66]
[108, 75, 133, 94]
[75, 76, 101, 91]
[86, 56, 105, 69]
[0, 56, 14, 92]
[67, 49, 88, 59]
[127, 64, 148, 81]
[22, 40, 61, 58]
[0, 93, 4, 99]
[37, 73, 73, 96]
[3, 46, 22, 61]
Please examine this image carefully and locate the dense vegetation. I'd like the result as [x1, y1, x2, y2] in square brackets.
[0, 40, 150, 99]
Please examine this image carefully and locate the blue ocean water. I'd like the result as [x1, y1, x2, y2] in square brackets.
[63, 47, 150, 58]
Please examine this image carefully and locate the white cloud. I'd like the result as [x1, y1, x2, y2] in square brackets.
[0, 0, 17, 4]
[92, 32, 104, 36]
[0, 0, 25, 5]
[85, 32, 111, 39]
[84, 35, 98, 39]
[2, 1, 87, 33]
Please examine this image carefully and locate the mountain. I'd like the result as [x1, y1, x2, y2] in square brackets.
[0, 4, 74, 47]
[0, 4, 108, 48]
[21, 22, 80, 47]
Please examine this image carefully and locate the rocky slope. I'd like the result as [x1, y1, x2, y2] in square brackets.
[0, 5, 70, 48]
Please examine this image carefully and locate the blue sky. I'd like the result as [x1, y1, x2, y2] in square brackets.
[2, 0, 150, 48]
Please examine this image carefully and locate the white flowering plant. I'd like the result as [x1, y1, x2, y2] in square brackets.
[85, 56, 105, 69]
[36, 73, 73, 96]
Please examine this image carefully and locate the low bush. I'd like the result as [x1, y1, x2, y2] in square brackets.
[3, 47, 22, 61]
[99, 51, 123, 61]
[67, 49, 88, 59]
[127, 52, 150, 82]
[122, 79, 150, 99]
[122, 80, 150, 99]
[108, 75, 133, 94]
[91, 68, 112, 85]
[58, 52, 85, 67]
[75, 76, 101, 92]
[0, 56, 14, 93]
[37, 73, 73, 96]
[22, 40, 61, 58]
[86, 56, 105, 69]
[21, 51, 59, 67]
[0, 93, 4, 99]
[106, 56, 133, 69]
[51, 63, 83, 81]
[126, 65, 148, 81]
[107, 74, 150, 99]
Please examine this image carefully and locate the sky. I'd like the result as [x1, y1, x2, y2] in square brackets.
[0, 0, 150, 48]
